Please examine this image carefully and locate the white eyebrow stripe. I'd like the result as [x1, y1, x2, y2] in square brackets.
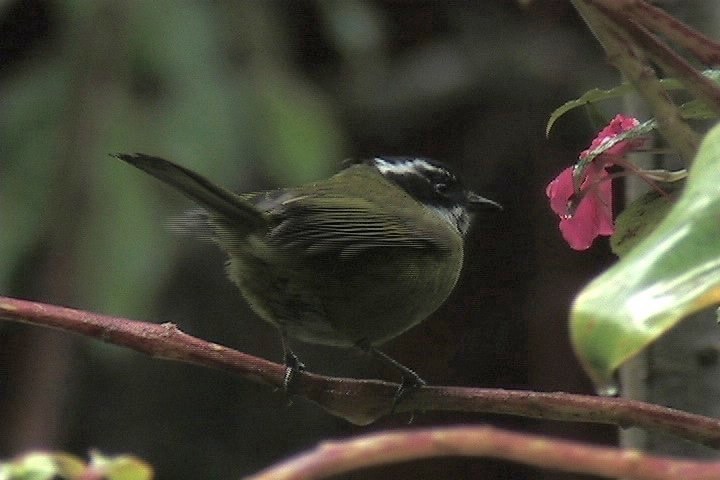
[373, 157, 446, 177]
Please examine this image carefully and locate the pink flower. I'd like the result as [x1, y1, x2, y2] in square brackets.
[579, 115, 641, 160]
[547, 114, 641, 250]
[546, 164, 614, 250]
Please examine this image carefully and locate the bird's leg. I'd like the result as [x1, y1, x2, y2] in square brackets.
[356, 339, 426, 412]
[280, 331, 305, 394]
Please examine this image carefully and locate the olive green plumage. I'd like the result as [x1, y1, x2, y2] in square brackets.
[114, 153, 466, 349]
[116, 152, 503, 395]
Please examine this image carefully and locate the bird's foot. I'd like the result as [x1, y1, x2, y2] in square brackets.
[356, 339, 427, 415]
[282, 349, 306, 396]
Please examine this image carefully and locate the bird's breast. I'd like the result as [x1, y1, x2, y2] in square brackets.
[222, 235, 464, 347]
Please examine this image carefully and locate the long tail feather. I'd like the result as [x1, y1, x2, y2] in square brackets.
[113, 153, 265, 230]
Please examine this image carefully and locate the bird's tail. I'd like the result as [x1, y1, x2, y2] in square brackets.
[113, 153, 266, 232]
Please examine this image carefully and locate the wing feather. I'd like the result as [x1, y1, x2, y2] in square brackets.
[267, 197, 446, 259]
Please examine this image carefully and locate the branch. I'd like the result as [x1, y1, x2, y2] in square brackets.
[573, 0, 701, 163]
[3, 295, 720, 445]
[591, 0, 720, 117]
[607, 0, 720, 66]
[245, 425, 720, 480]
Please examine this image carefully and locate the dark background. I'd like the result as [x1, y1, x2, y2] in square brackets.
[0, 1, 636, 478]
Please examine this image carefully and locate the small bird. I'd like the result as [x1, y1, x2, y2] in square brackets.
[114, 153, 499, 394]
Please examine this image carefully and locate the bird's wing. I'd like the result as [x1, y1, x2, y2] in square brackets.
[266, 194, 448, 259]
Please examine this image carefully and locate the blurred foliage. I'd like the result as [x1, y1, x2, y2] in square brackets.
[1, 1, 344, 317]
[0, 450, 152, 480]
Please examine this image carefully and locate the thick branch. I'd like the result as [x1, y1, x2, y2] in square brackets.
[245, 425, 720, 480]
[3, 296, 720, 445]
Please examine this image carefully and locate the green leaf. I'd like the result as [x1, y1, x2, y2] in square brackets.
[571, 121, 720, 392]
[0, 453, 58, 480]
[0, 452, 85, 480]
[610, 181, 683, 257]
[678, 97, 720, 121]
[547, 84, 634, 137]
[0, 452, 152, 480]
[89, 451, 153, 480]
[546, 69, 720, 136]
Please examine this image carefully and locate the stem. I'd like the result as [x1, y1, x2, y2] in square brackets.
[572, 0, 700, 164]
[607, 0, 720, 66]
[3, 296, 720, 444]
[245, 425, 720, 480]
[593, 1, 720, 117]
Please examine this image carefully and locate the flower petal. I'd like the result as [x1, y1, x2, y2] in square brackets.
[546, 167, 575, 216]
[560, 216, 598, 250]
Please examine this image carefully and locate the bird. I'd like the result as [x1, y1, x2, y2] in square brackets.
[114, 153, 500, 395]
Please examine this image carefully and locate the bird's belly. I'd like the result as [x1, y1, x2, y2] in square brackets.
[226, 247, 463, 347]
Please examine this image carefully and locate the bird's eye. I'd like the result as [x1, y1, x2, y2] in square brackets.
[435, 183, 448, 194]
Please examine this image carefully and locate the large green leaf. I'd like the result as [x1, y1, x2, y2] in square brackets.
[571, 122, 720, 392]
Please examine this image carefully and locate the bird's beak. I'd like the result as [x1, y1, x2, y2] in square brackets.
[467, 191, 502, 211]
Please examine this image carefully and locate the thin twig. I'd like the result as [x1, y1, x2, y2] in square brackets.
[244, 425, 720, 480]
[3, 295, 720, 445]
